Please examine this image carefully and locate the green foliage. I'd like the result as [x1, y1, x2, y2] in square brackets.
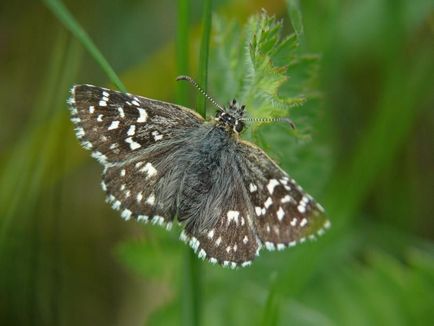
[210, 10, 318, 134]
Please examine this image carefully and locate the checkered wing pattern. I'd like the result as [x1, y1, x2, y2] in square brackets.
[68, 85, 203, 226]
[237, 141, 330, 251]
[180, 176, 260, 268]
[68, 84, 203, 164]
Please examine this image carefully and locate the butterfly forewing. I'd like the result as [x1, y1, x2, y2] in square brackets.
[69, 84, 203, 164]
[237, 142, 330, 250]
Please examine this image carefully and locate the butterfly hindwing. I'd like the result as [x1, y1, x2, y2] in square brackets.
[237, 141, 330, 250]
[68, 84, 204, 164]
[181, 210, 260, 268]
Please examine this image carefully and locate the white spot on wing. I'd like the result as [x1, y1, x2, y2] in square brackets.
[140, 162, 157, 178]
[264, 197, 273, 209]
[265, 242, 275, 250]
[255, 206, 262, 216]
[249, 183, 257, 192]
[227, 210, 240, 224]
[151, 130, 163, 141]
[137, 108, 148, 122]
[300, 218, 308, 227]
[108, 120, 119, 130]
[189, 237, 200, 251]
[277, 206, 285, 221]
[82, 141, 92, 149]
[91, 151, 107, 164]
[180, 231, 188, 242]
[297, 205, 306, 213]
[121, 209, 132, 220]
[146, 193, 155, 205]
[137, 215, 148, 222]
[75, 127, 85, 138]
[125, 137, 141, 150]
[207, 229, 214, 239]
[267, 179, 280, 194]
[277, 244, 285, 251]
[117, 107, 125, 118]
[112, 200, 121, 210]
[198, 249, 206, 259]
[127, 125, 136, 136]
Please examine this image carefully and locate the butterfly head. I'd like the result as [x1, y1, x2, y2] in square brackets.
[215, 99, 246, 134]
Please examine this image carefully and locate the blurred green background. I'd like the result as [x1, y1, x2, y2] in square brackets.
[0, 0, 433, 325]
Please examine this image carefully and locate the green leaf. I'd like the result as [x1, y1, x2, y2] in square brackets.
[209, 10, 319, 137]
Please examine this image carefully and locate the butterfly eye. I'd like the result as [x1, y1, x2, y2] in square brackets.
[234, 120, 244, 133]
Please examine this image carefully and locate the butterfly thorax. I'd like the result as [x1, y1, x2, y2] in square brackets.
[215, 99, 246, 134]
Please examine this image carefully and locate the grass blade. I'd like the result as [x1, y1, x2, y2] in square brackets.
[42, 0, 127, 92]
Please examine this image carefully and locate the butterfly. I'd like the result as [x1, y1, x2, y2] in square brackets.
[67, 75, 330, 269]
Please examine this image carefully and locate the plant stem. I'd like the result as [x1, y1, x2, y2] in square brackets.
[176, 0, 190, 107]
[179, 1, 212, 325]
[176, 1, 202, 326]
[196, 0, 213, 118]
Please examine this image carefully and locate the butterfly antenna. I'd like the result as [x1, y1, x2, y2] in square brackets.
[241, 117, 296, 129]
[176, 75, 225, 112]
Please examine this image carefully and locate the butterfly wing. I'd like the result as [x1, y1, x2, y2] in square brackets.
[68, 85, 204, 226]
[236, 141, 330, 251]
[68, 84, 204, 164]
[179, 175, 261, 268]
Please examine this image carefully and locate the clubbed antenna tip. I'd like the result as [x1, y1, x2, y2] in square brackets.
[176, 75, 189, 82]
